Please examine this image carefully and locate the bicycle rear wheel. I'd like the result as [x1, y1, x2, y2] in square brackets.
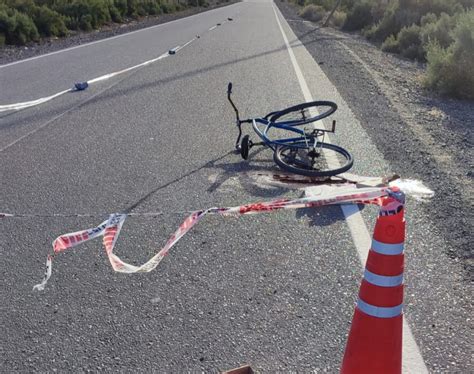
[267, 101, 337, 126]
[273, 142, 353, 177]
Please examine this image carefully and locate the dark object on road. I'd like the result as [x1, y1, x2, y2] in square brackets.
[228, 17, 233, 21]
[226, 82, 353, 177]
[74, 82, 88, 91]
[168, 47, 178, 54]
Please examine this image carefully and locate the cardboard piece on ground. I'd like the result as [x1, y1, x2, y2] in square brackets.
[221, 364, 254, 374]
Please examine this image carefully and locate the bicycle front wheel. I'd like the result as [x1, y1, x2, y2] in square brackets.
[273, 142, 353, 177]
[267, 101, 337, 126]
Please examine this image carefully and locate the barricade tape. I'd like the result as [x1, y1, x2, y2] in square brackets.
[29, 184, 393, 291]
[0, 173, 406, 219]
[0, 18, 232, 113]
[0, 177, 433, 291]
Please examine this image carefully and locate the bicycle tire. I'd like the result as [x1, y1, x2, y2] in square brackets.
[241, 135, 250, 160]
[273, 142, 353, 177]
[267, 101, 337, 126]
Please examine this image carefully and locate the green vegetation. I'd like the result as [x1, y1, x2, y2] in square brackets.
[424, 10, 474, 98]
[0, 0, 218, 46]
[292, 0, 474, 99]
[299, 4, 325, 22]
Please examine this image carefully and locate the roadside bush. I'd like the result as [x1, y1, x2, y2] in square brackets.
[364, 0, 468, 43]
[0, 0, 188, 45]
[79, 13, 93, 30]
[33, 5, 68, 37]
[342, 0, 373, 31]
[420, 12, 437, 27]
[13, 12, 38, 43]
[420, 12, 457, 49]
[108, 4, 123, 22]
[381, 34, 399, 53]
[58, 0, 111, 30]
[113, 0, 128, 17]
[304, 0, 333, 11]
[382, 23, 432, 61]
[397, 24, 424, 60]
[364, 2, 401, 42]
[299, 4, 326, 22]
[161, 2, 175, 14]
[329, 10, 346, 28]
[423, 10, 474, 99]
[0, 5, 39, 44]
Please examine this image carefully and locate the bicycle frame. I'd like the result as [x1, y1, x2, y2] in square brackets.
[251, 118, 325, 151]
[227, 82, 335, 151]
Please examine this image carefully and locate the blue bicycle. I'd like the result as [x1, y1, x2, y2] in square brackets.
[227, 82, 353, 177]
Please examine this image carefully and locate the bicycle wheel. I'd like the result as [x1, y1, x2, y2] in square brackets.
[241, 135, 250, 160]
[273, 142, 353, 177]
[267, 101, 337, 126]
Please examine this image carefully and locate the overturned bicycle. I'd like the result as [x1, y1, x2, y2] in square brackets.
[227, 82, 354, 177]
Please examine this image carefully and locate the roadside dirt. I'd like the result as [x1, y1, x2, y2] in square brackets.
[276, 0, 473, 277]
[0, 1, 237, 65]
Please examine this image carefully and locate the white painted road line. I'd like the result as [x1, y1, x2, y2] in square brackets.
[272, 3, 428, 373]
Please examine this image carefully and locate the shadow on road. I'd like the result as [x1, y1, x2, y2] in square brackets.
[121, 146, 347, 228]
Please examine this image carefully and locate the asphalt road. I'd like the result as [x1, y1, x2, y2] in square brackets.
[1, 0, 472, 372]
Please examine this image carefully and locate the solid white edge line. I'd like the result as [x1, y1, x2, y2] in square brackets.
[271, 3, 428, 373]
[0, 2, 240, 69]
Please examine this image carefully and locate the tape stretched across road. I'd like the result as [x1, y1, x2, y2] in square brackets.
[28, 183, 402, 291]
[0, 19, 231, 113]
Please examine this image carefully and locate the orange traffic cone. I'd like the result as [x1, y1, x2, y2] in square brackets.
[341, 189, 405, 374]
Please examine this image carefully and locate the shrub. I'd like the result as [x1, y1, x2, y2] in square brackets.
[79, 14, 93, 30]
[108, 5, 123, 22]
[423, 10, 474, 99]
[88, 0, 112, 27]
[12, 11, 39, 44]
[382, 24, 425, 61]
[299, 4, 326, 22]
[364, 0, 468, 43]
[33, 5, 68, 37]
[161, 2, 174, 13]
[304, 0, 334, 11]
[420, 12, 457, 49]
[421, 12, 438, 27]
[0, 5, 39, 44]
[397, 24, 424, 60]
[329, 10, 347, 28]
[342, 0, 373, 31]
[381, 34, 399, 53]
[0, 0, 189, 46]
[114, 0, 128, 17]
[364, 2, 400, 41]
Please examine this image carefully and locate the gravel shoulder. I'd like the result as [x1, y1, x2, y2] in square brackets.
[0, 1, 238, 65]
[276, 0, 473, 277]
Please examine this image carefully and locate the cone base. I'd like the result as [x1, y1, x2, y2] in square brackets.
[341, 309, 402, 374]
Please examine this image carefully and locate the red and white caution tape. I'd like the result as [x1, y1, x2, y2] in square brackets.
[0, 19, 231, 113]
[31, 183, 402, 291]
